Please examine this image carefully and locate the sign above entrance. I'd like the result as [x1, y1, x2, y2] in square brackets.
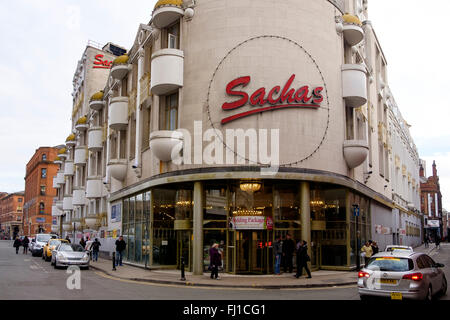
[93, 54, 113, 69]
[230, 216, 273, 230]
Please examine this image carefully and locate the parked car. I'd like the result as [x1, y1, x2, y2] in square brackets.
[42, 239, 68, 261]
[358, 251, 447, 300]
[384, 245, 414, 253]
[51, 243, 90, 269]
[31, 233, 57, 257]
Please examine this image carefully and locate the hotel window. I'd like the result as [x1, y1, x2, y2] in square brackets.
[129, 114, 136, 160]
[42, 154, 47, 161]
[39, 203, 45, 214]
[162, 21, 180, 49]
[40, 186, 46, 196]
[41, 168, 47, 178]
[142, 104, 151, 150]
[159, 92, 179, 131]
[119, 130, 127, 159]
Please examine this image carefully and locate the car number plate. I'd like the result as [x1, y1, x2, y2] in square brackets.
[391, 292, 402, 300]
[379, 279, 397, 285]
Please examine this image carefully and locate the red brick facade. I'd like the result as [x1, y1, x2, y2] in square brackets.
[0, 192, 25, 239]
[420, 161, 443, 239]
[23, 147, 59, 236]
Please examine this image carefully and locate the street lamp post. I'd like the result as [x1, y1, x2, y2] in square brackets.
[353, 204, 360, 271]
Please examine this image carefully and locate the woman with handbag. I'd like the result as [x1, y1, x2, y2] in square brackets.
[295, 240, 312, 279]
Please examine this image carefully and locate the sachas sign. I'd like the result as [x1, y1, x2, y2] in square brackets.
[221, 74, 323, 124]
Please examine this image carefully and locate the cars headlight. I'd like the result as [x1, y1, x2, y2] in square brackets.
[82, 254, 89, 262]
[35, 244, 41, 248]
[57, 253, 66, 260]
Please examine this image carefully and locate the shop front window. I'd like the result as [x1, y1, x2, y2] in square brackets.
[203, 184, 228, 272]
[310, 184, 347, 267]
[153, 188, 178, 266]
[349, 193, 370, 266]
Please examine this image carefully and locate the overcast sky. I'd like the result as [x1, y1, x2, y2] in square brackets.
[0, 1, 448, 210]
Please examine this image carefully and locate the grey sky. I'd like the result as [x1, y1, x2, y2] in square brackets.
[0, 1, 448, 209]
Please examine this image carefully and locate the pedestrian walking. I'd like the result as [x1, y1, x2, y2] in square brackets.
[273, 235, 283, 275]
[209, 243, 222, 280]
[115, 236, 126, 266]
[435, 236, 441, 249]
[91, 238, 101, 262]
[361, 241, 373, 266]
[13, 237, 21, 254]
[295, 240, 312, 278]
[371, 241, 379, 255]
[65, 235, 71, 243]
[424, 235, 429, 248]
[282, 233, 295, 273]
[22, 236, 30, 255]
[79, 237, 86, 249]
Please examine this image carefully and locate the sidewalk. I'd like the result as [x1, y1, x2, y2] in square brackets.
[89, 244, 438, 289]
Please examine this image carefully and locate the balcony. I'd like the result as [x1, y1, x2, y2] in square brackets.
[75, 116, 88, 131]
[111, 55, 130, 80]
[57, 147, 67, 160]
[107, 159, 127, 181]
[65, 133, 76, 147]
[52, 204, 62, 216]
[72, 188, 86, 206]
[342, 64, 367, 108]
[53, 176, 60, 189]
[55, 172, 65, 186]
[89, 91, 106, 111]
[86, 178, 102, 198]
[56, 200, 63, 211]
[74, 146, 87, 166]
[51, 225, 59, 233]
[64, 160, 74, 176]
[150, 49, 184, 95]
[152, 0, 184, 29]
[63, 196, 73, 211]
[84, 214, 100, 229]
[149, 130, 183, 162]
[108, 96, 129, 130]
[88, 127, 103, 151]
[343, 140, 369, 169]
[342, 14, 364, 46]
[54, 156, 63, 165]
[62, 223, 72, 231]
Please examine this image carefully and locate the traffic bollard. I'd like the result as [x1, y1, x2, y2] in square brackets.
[112, 251, 116, 271]
[180, 256, 186, 281]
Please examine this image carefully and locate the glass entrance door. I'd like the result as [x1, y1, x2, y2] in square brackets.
[311, 230, 322, 270]
[236, 230, 269, 274]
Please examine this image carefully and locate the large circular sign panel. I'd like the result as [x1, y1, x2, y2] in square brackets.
[206, 35, 330, 166]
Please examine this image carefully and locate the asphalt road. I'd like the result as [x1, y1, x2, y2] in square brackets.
[0, 240, 448, 301]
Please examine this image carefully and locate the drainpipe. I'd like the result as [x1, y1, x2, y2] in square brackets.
[132, 48, 145, 178]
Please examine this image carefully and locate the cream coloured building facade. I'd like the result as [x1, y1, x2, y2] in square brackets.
[53, 0, 422, 273]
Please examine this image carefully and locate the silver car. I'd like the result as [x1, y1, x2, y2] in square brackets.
[358, 251, 447, 300]
[51, 243, 90, 269]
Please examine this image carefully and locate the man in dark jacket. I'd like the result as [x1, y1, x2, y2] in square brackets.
[273, 235, 283, 275]
[295, 240, 312, 278]
[22, 236, 30, 254]
[91, 238, 101, 262]
[282, 234, 295, 273]
[115, 236, 126, 266]
[13, 237, 21, 254]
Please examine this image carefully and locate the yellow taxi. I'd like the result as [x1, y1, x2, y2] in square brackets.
[43, 239, 69, 262]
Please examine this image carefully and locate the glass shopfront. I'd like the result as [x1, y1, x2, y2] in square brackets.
[117, 180, 371, 273]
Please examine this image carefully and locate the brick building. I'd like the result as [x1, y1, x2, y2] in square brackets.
[420, 160, 443, 241]
[0, 192, 25, 239]
[23, 147, 59, 236]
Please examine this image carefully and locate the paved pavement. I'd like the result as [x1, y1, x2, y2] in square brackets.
[89, 244, 438, 289]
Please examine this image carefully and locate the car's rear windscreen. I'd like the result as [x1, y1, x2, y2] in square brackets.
[366, 257, 414, 272]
